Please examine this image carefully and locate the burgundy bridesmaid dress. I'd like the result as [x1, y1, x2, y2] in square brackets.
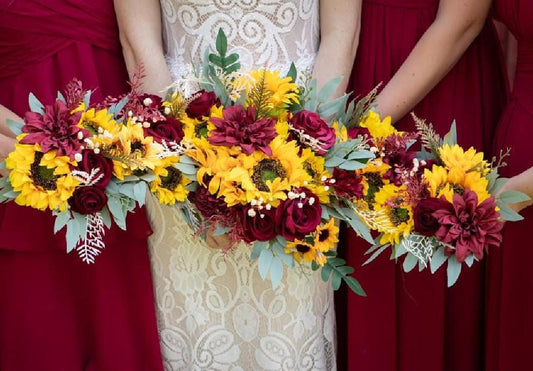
[486, 1, 533, 370]
[0, 1, 163, 370]
[336, 1, 507, 370]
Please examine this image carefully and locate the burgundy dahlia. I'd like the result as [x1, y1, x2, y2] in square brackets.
[186, 90, 220, 119]
[347, 126, 371, 140]
[432, 190, 504, 263]
[276, 188, 322, 240]
[209, 106, 276, 155]
[331, 168, 364, 200]
[21, 100, 87, 159]
[289, 110, 336, 154]
[190, 186, 228, 218]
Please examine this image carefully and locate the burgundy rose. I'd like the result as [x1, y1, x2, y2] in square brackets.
[186, 90, 220, 119]
[138, 93, 163, 110]
[432, 190, 504, 263]
[144, 116, 184, 143]
[190, 186, 228, 218]
[347, 126, 371, 140]
[75, 149, 114, 188]
[332, 168, 364, 199]
[276, 188, 322, 240]
[21, 100, 87, 160]
[289, 110, 336, 154]
[69, 186, 108, 215]
[413, 197, 449, 236]
[209, 106, 276, 155]
[242, 207, 278, 243]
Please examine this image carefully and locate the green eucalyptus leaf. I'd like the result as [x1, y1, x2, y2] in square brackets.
[6, 118, 24, 136]
[28, 92, 44, 114]
[446, 255, 462, 287]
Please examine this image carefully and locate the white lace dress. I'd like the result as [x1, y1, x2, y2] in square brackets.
[148, 1, 336, 370]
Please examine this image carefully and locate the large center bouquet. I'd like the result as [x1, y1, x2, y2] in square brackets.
[148, 30, 378, 292]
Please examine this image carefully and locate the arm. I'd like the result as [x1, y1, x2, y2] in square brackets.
[500, 167, 533, 213]
[313, 0, 361, 97]
[0, 105, 20, 161]
[374, 0, 492, 123]
[114, 0, 172, 95]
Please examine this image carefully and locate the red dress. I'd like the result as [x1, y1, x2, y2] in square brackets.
[0, 1, 163, 370]
[486, 1, 533, 369]
[336, 1, 506, 370]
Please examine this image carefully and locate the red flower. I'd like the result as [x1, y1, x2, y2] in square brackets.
[186, 90, 220, 119]
[144, 116, 184, 144]
[209, 106, 276, 155]
[276, 188, 322, 240]
[347, 126, 371, 140]
[75, 150, 114, 188]
[413, 197, 448, 236]
[331, 168, 364, 199]
[69, 186, 108, 215]
[432, 190, 504, 263]
[21, 100, 87, 159]
[289, 110, 336, 154]
[190, 186, 227, 218]
[242, 207, 278, 243]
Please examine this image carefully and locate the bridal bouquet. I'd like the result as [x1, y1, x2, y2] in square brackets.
[149, 29, 377, 293]
[360, 115, 528, 285]
[0, 79, 163, 263]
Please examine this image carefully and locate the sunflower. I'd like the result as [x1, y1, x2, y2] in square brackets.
[162, 89, 188, 118]
[151, 161, 191, 205]
[79, 108, 119, 147]
[106, 119, 163, 180]
[181, 105, 219, 148]
[424, 165, 489, 204]
[300, 147, 332, 203]
[285, 239, 327, 266]
[236, 69, 299, 114]
[6, 141, 79, 212]
[314, 219, 339, 252]
[373, 184, 413, 245]
[359, 158, 391, 204]
[439, 144, 489, 174]
[225, 137, 310, 206]
[360, 111, 397, 139]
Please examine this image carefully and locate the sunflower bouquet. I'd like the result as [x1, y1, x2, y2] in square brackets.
[360, 115, 528, 286]
[0, 78, 167, 263]
[148, 29, 376, 293]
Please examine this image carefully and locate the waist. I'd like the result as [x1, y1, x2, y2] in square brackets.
[364, 0, 437, 9]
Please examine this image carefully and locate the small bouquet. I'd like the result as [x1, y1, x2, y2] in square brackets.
[359, 114, 529, 285]
[148, 29, 377, 293]
[0, 79, 164, 263]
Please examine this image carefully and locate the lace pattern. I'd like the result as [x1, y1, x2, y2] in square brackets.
[151, 1, 336, 369]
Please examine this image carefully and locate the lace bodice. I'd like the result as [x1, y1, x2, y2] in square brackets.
[160, 0, 320, 80]
[150, 2, 335, 370]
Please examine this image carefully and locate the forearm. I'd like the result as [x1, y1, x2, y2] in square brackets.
[502, 167, 533, 212]
[114, 0, 172, 95]
[374, 0, 491, 123]
[0, 104, 22, 138]
[313, 0, 361, 97]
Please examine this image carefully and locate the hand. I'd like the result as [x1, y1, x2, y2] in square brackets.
[497, 175, 533, 214]
[0, 135, 15, 177]
[205, 225, 233, 250]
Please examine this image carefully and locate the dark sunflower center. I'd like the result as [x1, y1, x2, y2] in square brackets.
[130, 141, 146, 155]
[83, 120, 99, 136]
[318, 229, 330, 242]
[390, 207, 410, 226]
[303, 161, 316, 178]
[296, 244, 311, 253]
[252, 159, 286, 192]
[364, 172, 384, 207]
[160, 167, 183, 190]
[30, 152, 58, 191]
[195, 121, 209, 138]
